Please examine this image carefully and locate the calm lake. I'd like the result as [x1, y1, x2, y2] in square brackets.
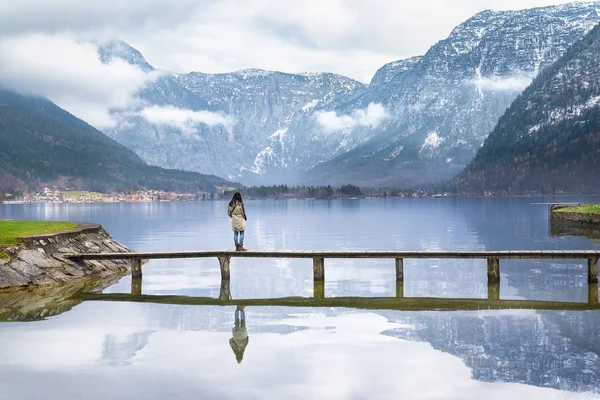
[1, 197, 600, 399]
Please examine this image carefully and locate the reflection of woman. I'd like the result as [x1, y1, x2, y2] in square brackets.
[228, 192, 248, 251]
[229, 306, 249, 364]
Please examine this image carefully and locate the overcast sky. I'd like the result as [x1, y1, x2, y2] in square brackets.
[0, 0, 594, 128]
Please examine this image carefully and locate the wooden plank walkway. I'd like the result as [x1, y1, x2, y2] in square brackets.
[66, 249, 600, 260]
[66, 249, 600, 285]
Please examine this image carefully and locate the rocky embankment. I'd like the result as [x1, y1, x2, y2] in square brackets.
[551, 205, 600, 225]
[0, 223, 132, 289]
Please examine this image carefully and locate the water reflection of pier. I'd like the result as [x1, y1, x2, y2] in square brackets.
[79, 279, 600, 312]
[71, 249, 600, 303]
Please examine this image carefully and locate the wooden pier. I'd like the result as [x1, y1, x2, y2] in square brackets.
[67, 249, 600, 285]
[64, 250, 600, 310]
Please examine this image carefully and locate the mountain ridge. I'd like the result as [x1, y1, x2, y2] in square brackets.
[91, 2, 600, 187]
[452, 22, 600, 194]
[0, 88, 232, 193]
[302, 1, 600, 187]
[102, 49, 367, 183]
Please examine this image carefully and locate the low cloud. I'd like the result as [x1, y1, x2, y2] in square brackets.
[139, 105, 235, 140]
[470, 74, 536, 92]
[0, 34, 158, 129]
[315, 102, 389, 133]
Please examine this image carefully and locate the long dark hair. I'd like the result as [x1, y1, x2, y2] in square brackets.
[229, 192, 243, 207]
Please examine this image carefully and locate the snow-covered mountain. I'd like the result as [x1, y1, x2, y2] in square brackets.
[102, 47, 365, 183]
[303, 1, 600, 186]
[102, 1, 600, 186]
[454, 22, 600, 194]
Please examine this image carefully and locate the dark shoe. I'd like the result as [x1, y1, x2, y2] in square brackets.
[235, 244, 241, 251]
[239, 245, 248, 251]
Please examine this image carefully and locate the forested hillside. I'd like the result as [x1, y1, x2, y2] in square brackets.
[0, 89, 231, 192]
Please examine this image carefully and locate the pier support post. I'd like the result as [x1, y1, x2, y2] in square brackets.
[313, 257, 325, 282]
[219, 279, 231, 301]
[487, 281, 500, 301]
[588, 258, 598, 284]
[487, 257, 500, 284]
[313, 280, 325, 300]
[218, 256, 231, 280]
[395, 258, 404, 282]
[396, 282, 404, 299]
[588, 283, 598, 306]
[131, 277, 142, 296]
[131, 258, 142, 279]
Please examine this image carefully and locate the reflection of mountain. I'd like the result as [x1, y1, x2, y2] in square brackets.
[101, 331, 154, 366]
[94, 297, 600, 393]
[384, 310, 600, 393]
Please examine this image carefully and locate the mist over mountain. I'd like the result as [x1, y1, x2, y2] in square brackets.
[101, 45, 366, 184]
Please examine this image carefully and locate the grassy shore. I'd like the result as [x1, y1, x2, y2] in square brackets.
[0, 220, 78, 246]
[554, 204, 600, 215]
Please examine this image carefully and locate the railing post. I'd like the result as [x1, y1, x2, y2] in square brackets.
[313, 280, 325, 300]
[588, 258, 599, 284]
[313, 257, 325, 281]
[487, 257, 500, 284]
[218, 256, 231, 280]
[131, 258, 142, 279]
[395, 258, 404, 282]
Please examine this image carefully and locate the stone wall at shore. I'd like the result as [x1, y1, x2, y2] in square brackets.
[0, 223, 132, 289]
[551, 209, 600, 225]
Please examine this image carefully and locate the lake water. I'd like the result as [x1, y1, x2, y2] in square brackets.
[1, 197, 600, 399]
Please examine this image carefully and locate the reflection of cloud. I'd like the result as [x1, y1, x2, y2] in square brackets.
[138, 264, 220, 293]
[102, 331, 154, 366]
[314, 103, 388, 133]
[139, 105, 235, 141]
[0, 302, 151, 370]
[0, 307, 598, 399]
[326, 259, 395, 296]
[119, 314, 600, 399]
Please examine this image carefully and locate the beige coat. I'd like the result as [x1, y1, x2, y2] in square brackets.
[228, 201, 247, 232]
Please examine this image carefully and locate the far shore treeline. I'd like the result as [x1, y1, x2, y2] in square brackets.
[224, 184, 422, 200]
[1, 184, 426, 203]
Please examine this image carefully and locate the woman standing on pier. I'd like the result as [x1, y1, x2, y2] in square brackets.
[228, 192, 248, 251]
